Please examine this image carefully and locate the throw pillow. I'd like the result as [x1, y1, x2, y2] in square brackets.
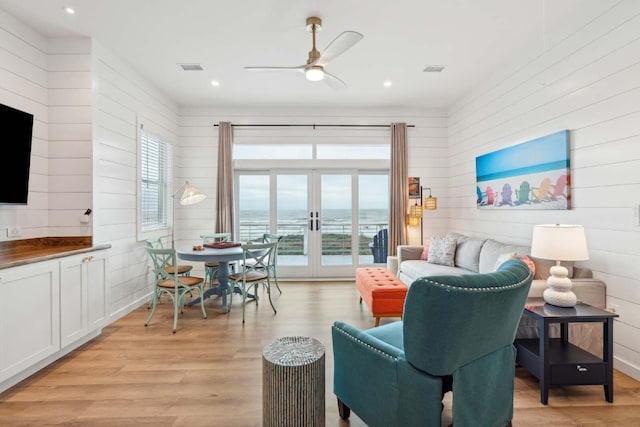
[520, 255, 536, 275]
[493, 252, 516, 271]
[427, 237, 456, 267]
[419, 239, 431, 260]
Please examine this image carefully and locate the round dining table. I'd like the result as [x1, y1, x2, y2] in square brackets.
[176, 245, 246, 313]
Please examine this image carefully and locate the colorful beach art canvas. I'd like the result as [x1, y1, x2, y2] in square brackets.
[475, 130, 570, 210]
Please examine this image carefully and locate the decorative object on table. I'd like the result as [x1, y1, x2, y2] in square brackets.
[263, 336, 325, 427]
[203, 241, 242, 249]
[171, 180, 206, 248]
[530, 224, 589, 307]
[475, 130, 570, 210]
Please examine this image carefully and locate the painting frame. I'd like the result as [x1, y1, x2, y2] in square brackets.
[475, 130, 571, 210]
[408, 177, 421, 199]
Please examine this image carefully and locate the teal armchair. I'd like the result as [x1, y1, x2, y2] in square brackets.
[332, 259, 533, 427]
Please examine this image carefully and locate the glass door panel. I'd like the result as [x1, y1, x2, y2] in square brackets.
[237, 174, 270, 242]
[276, 174, 309, 268]
[358, 174, 389, 264]
[320, 174, 353, 267]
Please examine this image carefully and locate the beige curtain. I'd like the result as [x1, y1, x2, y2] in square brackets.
[215, 122, 234, 235]
[388, 122, 408, 257]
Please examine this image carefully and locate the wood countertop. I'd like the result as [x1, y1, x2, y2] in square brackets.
[0, 237, 111, 269]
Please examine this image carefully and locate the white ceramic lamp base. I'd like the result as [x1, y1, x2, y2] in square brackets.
[543, 265, 577, 307]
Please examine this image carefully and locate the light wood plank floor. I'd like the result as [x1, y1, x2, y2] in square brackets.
[1, 282, 639, 426]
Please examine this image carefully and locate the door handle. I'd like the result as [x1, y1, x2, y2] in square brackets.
[309, 211, 314, 231]
[315, 211, 320, 231]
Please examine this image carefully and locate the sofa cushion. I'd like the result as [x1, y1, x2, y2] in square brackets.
[493, 252, 516, 271]
[420, 239, 430, 260]
[452, 235, 486, 273]
[427, 237, 456, 267]
[531, 257, 574, 279]
[478, 239, 530, 274]
[519, 255, 536, 275]
[400, 260, 471, 283]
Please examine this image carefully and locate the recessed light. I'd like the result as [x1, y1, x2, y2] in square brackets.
[211, 80, 220, 87]
[383, 81, 392, 87]
[63, 6, 75, 15]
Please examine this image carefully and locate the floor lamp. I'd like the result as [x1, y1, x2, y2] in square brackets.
[172, 180, 206, 248]
[411, 186, 437, 243]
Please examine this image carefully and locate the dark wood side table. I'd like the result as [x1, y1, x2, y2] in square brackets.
[514, 299, 619, 405]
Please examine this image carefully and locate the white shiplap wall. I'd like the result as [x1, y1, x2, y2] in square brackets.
[447, 0, 640, 379]
[0, 9, 48, 239]
[92, 41, 179, 321]
[178, 106, 447, 279]
[48, 37, 93, 237]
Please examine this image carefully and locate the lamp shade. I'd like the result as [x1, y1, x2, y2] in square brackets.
[180, 184, 206, 205]
[530, 224, 589, 261]
[424, 196, 437, 210]
[409, 203, 423, 218]
[407, 215, 421, 226]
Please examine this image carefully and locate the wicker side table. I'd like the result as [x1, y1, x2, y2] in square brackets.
[263, 336, 326, 427]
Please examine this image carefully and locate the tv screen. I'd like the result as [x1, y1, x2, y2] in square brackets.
[0, 103, 33, 204]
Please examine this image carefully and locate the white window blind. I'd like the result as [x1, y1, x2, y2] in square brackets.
[140, 129, 171, 232]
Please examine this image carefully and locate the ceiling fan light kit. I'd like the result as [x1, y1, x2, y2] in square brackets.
[305, 65, 324, 81]
[244, 16, 363, 89]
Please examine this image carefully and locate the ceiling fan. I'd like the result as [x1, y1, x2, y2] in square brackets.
[244, 16, 363, 90]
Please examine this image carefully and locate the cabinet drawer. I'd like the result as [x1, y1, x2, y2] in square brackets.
[551, 363, 605, 385]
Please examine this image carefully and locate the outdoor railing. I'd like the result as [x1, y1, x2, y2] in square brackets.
[238, 221, 387, 255]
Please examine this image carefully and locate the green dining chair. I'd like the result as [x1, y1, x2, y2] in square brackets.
[146, 247, 207, 333]
[228, 242, 278, 324]
[261, 233, 284, 294]
[146, 237, 193, 276]
[200, 233, 232, 287]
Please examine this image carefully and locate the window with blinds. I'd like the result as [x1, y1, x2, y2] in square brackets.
[140, 129, 171, 232]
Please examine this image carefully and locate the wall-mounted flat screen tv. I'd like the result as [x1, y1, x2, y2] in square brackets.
[0, 103, 34, 204]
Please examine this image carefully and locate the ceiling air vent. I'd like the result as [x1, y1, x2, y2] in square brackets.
[423, 65, 445, 73]
[178, 63, 204, 71]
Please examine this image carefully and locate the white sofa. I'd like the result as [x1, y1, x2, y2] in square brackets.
[397, 232, 607, 356]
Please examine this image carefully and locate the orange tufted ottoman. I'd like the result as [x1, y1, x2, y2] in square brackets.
[355, 267, 408, 326]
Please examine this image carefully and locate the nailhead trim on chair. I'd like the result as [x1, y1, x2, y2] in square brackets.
[332, 325, 398, 361]
[419, 271, 532, 292]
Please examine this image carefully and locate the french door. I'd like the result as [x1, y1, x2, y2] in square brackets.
[236, 169, 388, 279]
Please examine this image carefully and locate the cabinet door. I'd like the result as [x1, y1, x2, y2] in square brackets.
[60, 255, 89, 348]
[87, 251, 108, 330]
[0, 261, 60, 382]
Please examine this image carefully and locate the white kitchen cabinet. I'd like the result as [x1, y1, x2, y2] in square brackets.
[59, 250, 108, 348]
[0, 260, 60, 382]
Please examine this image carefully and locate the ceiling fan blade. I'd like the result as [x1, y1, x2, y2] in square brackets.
[314, 31, 363, 67]
[323, 71, 347, 90]
[244, 65, 305, 72]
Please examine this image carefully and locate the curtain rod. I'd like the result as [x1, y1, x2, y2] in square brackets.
[213, 123, 415, 128]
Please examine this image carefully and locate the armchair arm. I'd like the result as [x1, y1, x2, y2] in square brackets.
[332, 321, 403, 427]
[397, 245, 423, 265]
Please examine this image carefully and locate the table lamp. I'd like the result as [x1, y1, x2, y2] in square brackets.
[530, 224, 589, 307]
